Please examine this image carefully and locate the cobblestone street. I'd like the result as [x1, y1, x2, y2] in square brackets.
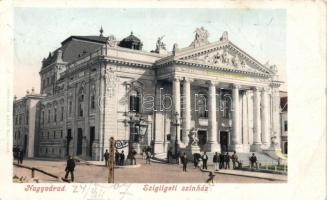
[13, 158, 285, 183]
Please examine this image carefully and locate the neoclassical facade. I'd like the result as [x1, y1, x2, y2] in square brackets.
[18, 27, 283, 160]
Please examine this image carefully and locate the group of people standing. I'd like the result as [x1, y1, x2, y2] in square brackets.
[13, 146, 24, 164]
[174, 151, 243, 172]
[212, 151, 240, 171]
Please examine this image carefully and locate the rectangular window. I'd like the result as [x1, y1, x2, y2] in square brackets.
[53, 131, 56, 139]
[42, 111, 44, 124]
[129, 96, 140, 112]
[60, 130, 63, 138]
[79, 103, 83, 117]
[54, 108, 57, 122]
[284, 121, 288, 132]
[61, 107, 64, 121]
[48, 110, 51, 123]
[91, 95, 95, 109]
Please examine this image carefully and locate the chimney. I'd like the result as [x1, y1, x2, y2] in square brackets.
[14, 95, 17, 101]
[26, 90, 30, 95]
[31, 87, 35, 94]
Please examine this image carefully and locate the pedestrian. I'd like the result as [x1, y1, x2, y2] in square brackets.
[176, 150, 180, 165]
[213, 152, 219, 171]
[250, 153, 257, 169]
[231, 151, 239, 169]
[224, 152, 230, 169]
[115, 150, 120, 165]
[18, 149, 24, 164]
[206, 171, 215, 184]
[202, 152, 208, 170]
[104, 149, 109, 166]
[120, 150, 125, 166]
[181, 152, 188, 172]
[142, 147, 146, 160]
[64, 156, 76, 182]
[193, 153, 199, 168]
[146, 150, 151, 164]
[219, 153, 224, 169]
[131, 149, 137, 165]
[167, 148, 172, 163]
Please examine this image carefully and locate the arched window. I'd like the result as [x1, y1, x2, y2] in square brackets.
[90, 86, 96, 110]
[78, 87, 84, 117]
[54, 107, 57, 122]
[129, 90, 140, 113]
[196, 94, 208, 118]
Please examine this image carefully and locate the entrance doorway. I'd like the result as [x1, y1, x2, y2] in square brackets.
[66, 129, 72, 156]
[77, 128, 83, 155]
[220, 131, 229, 152]
[23, 135, 28, 156]
[197, 130, 207, 151]
[89, 127, 95, 157]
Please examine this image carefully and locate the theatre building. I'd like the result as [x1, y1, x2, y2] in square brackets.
[14, 27, 284, 160]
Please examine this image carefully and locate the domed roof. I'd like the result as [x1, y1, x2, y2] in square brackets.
[118, 32, 143, 50]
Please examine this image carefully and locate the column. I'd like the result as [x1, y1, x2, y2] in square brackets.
[242, 91, 249, 150]
[172, 77, 181, 147]
[271, 86, 281, 149]
[261, 87, 270, 148]
[231, 84, 242, 152]
[182, 78, 191, 145]
[205, 80, 220, 152]
[251, 87, 262, 152]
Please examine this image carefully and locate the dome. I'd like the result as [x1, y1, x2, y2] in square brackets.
[118, 32, 143, 50]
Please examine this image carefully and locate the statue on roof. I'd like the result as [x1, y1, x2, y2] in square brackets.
[155, 35, 166, 53]
[155, 35, 167, 54]
[190, 26, 209, 47]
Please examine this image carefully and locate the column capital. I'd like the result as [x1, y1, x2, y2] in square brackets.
[206, 80, 218, 86]
[252, 86, 261, 91]
[183, 77, 194, 83]
[232, 83, 240, 89]
[260, 87, 269, 92]
[172, 76, 182, 82]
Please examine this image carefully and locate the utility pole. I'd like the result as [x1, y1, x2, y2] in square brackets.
[108, 137, 115, 183]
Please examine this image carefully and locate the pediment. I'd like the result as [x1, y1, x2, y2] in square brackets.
[175, 42, 274, 76]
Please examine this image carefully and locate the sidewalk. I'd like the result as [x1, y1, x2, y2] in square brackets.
[200, 168, 287, 181]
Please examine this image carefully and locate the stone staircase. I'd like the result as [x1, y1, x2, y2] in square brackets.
[204, 152, 279, 166]
[153, 151, 280, 166]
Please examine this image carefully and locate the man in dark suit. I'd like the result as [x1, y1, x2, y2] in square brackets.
[181, 152, 188, 172]
[213, 152, 219, 171]
[104, 149, 109, 166]
[219, 153, 224, 169]
[120, 150, 125, 166]
[115, 150, 120, 165]
[202, 152, 208, 170]
[65, 156, 76, 182]
[18, 149, 24, 164]
[224, 152, 230, 169]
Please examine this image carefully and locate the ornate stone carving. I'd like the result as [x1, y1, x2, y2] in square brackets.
[155, 36, 166, 53]
[219, 31, 228, 42]
[104, 66, 118, 98]
[172, 43, 179, 55]
[107, 35, 118, 47]
[191, 128, 199, 146]
[190, 26, 209, 47]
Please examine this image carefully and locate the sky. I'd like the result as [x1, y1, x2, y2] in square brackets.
[14, 8, 286, 98]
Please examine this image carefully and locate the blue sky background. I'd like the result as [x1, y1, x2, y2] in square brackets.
[14, 8, 286, 98]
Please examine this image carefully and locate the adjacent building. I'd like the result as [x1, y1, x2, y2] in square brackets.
[280, 91, 288, 154]
[13, 89, 43, 158]
[13, 27, 284, 160]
